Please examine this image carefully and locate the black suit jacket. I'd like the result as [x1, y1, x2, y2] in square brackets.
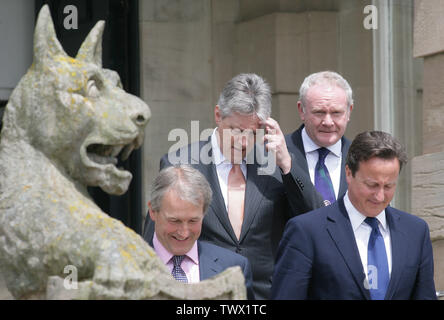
[143, 137, 322, 299]
[271, 197, 437, 300]
[285, 125, 351, 204]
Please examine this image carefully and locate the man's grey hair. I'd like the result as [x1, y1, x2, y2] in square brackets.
[150, 165, 213, 214]
[299, 71, 353, 111]
[217, 73, 271, 121]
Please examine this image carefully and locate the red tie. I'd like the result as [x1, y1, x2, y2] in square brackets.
[228, 164, 246, 240]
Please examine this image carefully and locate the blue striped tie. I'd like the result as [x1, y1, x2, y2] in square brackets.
[365, 217, 389, 300]
[171, 255, 188, 283]
[314, 147, 336, 205]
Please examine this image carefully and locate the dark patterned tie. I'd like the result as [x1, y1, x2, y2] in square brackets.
[314, 147, 336, 206]
[171, 255, 188, 283]
[365, 217, 389, 300]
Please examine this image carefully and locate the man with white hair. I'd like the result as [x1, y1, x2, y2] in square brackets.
[285, 71, 354, 207]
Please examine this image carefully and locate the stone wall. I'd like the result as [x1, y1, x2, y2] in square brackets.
[413, 0, 444, 294]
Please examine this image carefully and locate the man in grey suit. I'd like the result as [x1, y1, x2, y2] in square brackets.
[147, 165, 255, 299]
[285, 71, 353, 207]
[144, 73, 322, 299]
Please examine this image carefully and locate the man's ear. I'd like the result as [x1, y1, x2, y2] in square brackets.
[148, 201, 156, 221]
[345, 164, 352, 184]
[214, 105, 221, 125]
[297, 101, 305, 122]
[347, 104, 353, 121]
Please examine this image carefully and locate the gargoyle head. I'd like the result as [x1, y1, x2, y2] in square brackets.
[5, 5, 151, 195]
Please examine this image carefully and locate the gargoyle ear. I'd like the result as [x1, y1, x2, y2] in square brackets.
[75, 20, 105, 67]
[33, 5, 68, 65]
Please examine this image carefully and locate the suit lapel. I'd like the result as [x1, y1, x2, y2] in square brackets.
[198, 242, 222, 280]
[326, 199, 370, 299]
[384, 207, 407, 300]
[239, 162, 269, 242]
[338, 137, 350, 198]
[290, 126, 310, 174]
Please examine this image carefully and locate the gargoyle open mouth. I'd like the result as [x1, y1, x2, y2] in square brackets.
[80, 134, 144, 194]
[86, 141, 136, 168]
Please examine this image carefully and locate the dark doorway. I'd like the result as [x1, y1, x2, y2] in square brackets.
[34, 0, 143, 234]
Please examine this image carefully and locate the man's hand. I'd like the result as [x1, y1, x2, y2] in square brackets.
[261, 118, 292, 174]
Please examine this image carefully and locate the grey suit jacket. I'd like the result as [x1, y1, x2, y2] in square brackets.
[285, 124, 351, 204]
[143, 137, 321, 299]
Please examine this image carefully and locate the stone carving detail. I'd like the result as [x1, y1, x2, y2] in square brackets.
[0, 5, 246, 300]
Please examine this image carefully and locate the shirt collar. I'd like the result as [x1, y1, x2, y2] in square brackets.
[153, 233, 199, 265]
[343, 191, 387, 232]
[211, 128, 228, 166]
[301, 127, 342, 157]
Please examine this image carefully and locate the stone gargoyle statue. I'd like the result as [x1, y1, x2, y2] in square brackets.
[0, 5, 246, 299]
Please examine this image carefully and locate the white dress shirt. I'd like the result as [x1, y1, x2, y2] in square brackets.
[211, 128, 247, 211]
[343, 191, 392, 281]
[301, 127, 342, 199]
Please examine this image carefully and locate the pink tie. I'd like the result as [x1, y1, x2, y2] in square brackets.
[228, 164, 246, 240]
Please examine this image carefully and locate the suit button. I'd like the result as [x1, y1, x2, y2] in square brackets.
[236, 248, 241, 254]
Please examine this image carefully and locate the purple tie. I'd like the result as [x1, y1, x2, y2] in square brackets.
[171, 255, 188, 283]
[314, 147, 336, 206]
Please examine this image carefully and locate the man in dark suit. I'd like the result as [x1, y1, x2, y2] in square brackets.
[271, 131, 437, 300]
[285, 71, 353, 206]
[147, 164, 254, 299]
[144, 73, 322, 299]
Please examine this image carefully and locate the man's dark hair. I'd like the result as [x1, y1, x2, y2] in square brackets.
[346, 131, 408, 176]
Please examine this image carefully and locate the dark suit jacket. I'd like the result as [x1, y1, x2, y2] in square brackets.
[271, 197, 437, 300]
[144, 137, 322, 299]
[285, 125, 351, 204]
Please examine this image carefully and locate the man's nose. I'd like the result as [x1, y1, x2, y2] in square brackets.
[177, 225, 190, 238]
[374, 187, 385, 202]
[322, 113, 334, 126]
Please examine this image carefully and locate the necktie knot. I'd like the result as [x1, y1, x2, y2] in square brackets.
[365, 217, 379, 231]
[229, 164, 245, 188]
[317, 147, 330, 163]
[172, 255, 186, 267]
